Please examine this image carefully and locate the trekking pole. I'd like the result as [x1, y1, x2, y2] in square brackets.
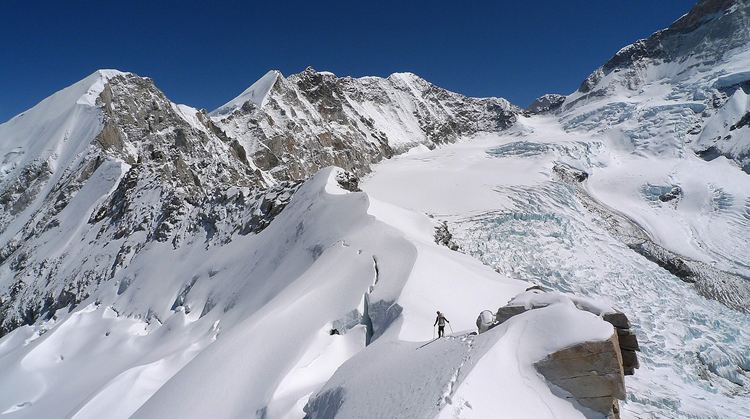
[433, 326, 436, 339]
[448, 323, 454, 335]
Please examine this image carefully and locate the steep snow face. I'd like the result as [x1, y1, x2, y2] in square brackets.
[0, 66, 520, 339]
[697, 85, 750, 165]
[362, 115, 750, 418]
[210, 67, 519, 181]
[0, 70, 122, 235]
[560, 0, 750, 172]
[211, 70, 281, 116]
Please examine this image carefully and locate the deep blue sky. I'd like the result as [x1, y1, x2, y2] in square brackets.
[2, 0, 696, 122]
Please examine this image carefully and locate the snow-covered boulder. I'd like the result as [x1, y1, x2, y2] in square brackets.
[494, 289, 641, 377]
[469, 289, 639, 417]
[475, 310, 495, 333]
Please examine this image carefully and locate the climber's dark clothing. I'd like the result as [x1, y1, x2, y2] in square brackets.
[434, 312, 449, 337]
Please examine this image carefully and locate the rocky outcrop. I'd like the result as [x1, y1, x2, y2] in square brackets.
[335, 170, 361, 192]
[477, 289, 639, 417]
[602, 312, 640, 376]
[527, 93, 565, 114]
[434, 221, 459, 251]
[536, 334, 625, 418]
[475, 309, 495, 333]
[564, 0, 750, 171]
[575, 0, 748, 97]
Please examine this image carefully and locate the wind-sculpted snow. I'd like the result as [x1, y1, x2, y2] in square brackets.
[0, 64, 530, 419]
[306, 302, 613, 419]
[0, 167, 534, 418]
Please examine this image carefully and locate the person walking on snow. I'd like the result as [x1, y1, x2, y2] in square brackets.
[434, 311, 450, 337]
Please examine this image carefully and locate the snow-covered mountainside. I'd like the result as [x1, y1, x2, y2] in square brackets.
[0, 68, 518, 337]
[210, 67, 518, 180]
[1, 0, 749, 418]
[561, 0, 750, 172]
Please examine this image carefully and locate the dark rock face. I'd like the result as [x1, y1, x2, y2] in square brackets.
[553, 163, 589, 183]
[578, 0, 748, 96]
[0, 68, 520, 337]
[602, 312, 640, 375]
[730, 112, 750, 130]
[658, 186, 682, 202]
[527, 94, 565, 114]
[335, 171, 361, 192]
[567, 0, 750, 177]
[434, 221, 459, 251]
[495, 305, 528, 324]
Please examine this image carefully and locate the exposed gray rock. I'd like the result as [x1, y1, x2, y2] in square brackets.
[0, 73, 293, 335]
[495, 305, 529, 325]
[659, 186, 682, 203]
[487, 292, 635, 416]
[487, 290, 641, 380]
[567, 0, 750, 171]
[536, 333, 625, 418]
[0, 67, 522, 336]
[527, 94, 565, 114]
[553, 162, 589, 183]
[335, 170, 360, 192]
[602, 312, 631, 329]
[434, 221, 459, 251]
[603, 311, 640, 376]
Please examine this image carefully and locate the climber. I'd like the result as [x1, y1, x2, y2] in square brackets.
[434, 311, 450, 337]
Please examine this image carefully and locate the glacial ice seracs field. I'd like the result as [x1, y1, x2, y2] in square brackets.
[1, 0, 749, 418]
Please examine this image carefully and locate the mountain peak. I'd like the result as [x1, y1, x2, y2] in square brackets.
[210, 69, 281, 116]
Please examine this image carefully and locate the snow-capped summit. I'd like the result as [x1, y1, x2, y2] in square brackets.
[211, 69, 282, 116]
[0, 69, 124, 178]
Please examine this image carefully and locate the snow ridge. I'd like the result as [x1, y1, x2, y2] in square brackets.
[211, 70, 281, 116]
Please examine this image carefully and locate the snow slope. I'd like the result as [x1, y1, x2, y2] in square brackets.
[0, 70, 124, 237]
[211, 70, 281, 116]
[307, 297, 613, 419]
[0, 167, 553, 419]
[362, 115, 750, 418]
